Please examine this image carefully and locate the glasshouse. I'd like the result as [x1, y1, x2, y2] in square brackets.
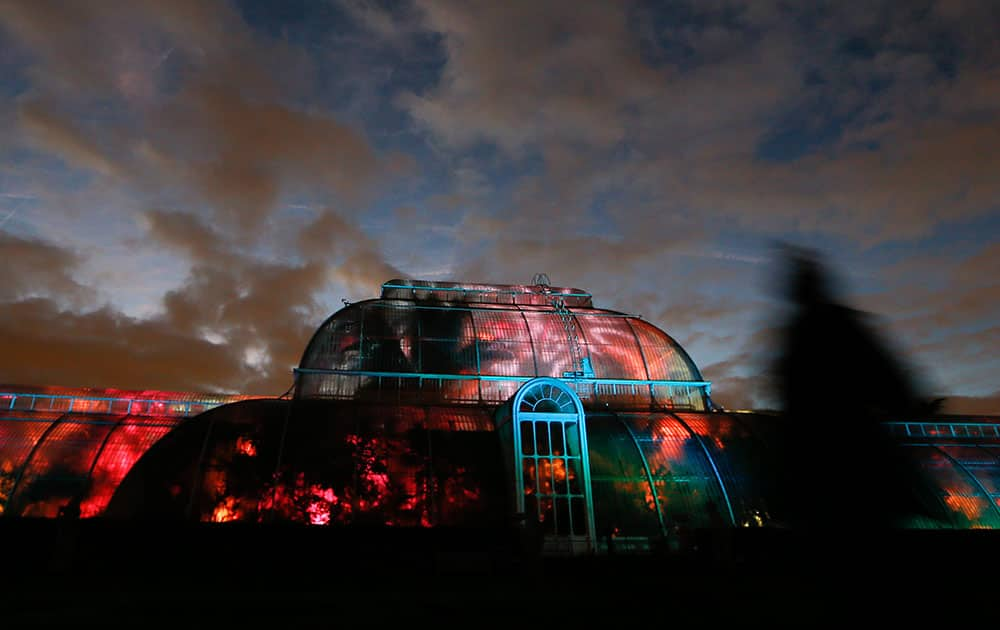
[2, 278, 999, 555]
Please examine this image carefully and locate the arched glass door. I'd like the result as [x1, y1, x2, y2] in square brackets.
[512, 378, 595, 554]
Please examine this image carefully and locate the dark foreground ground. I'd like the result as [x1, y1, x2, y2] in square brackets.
[2, 518, 998, 626]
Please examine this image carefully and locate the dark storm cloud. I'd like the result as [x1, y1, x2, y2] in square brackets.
[0, 232, 245, 391]
[0, 232, 83, 302]
[399, 0, 663, 152]
[156, 86, 379, 231]
[943, 390, 1000, 417]
[142, 208, 398, 394]
[0, 298, 245, 392]
[297, 209, 402, 285]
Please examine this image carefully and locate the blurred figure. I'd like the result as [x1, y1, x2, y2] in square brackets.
[769, 245, 944, 538]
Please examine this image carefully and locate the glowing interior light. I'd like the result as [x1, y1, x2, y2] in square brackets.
[235, 436, 257, 457]
[211, 497, 241, 523]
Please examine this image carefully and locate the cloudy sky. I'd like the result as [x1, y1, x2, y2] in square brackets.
[0, 0, 997, 414]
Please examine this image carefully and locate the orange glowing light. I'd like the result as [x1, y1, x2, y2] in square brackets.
[235, 436, 257, 457]
[944, 494, 984, 521]
[211, 497, 242, 522]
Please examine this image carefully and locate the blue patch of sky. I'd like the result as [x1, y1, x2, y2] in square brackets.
[713, 227, 886, 305]
[755, 42, 903, 163]
[231, 0, 454, 212]
[833, 5, 963, 82]
[337, 35, 447, 156]
[755, 71, 880, 163]
[629, 0, 758, 72]
[715, 3, 964, 164]
[876, 212, 1000, 272]
[0, 30, 32, 100]
[754, 109, 846, 162]
[2, 150, 94, 204]
[235, 0, 342, 43]
[234, 0, 447, 150]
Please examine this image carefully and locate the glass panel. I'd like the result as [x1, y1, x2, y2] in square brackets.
[480, 379, 523, 405]
[551, 424, 565, 456]
[629, 318, 699, 381]
[525, 494, 538, 525]
[575, 314, 647, 379]
[302, 306, 363, 370]
[556, 497, 570, 535]
[909, 445, 1000, 529]
[471, 309, 535, 378]
[539, 497, 555, 534]
[14, 418, 115, 517]
[554, 458, 569, 495]
[437, 378, 479, 403]
[537, 459, 554, 496]
[520, 422, 534, 455]
[417, 307, 471, 339]
[536, 422, 550, 456]
[571, 496, 586, 535]
[584, 413, 661, 539]
[626, 414, 727, 530]
[522, 312, 574, 377]
[477, 341, 535, 377]
[939, 445, 998, 465]
[523, 459, 536, 497]
[360, 338, 413, 372]
[418, 339, 476, 374]
[651, 384, 706, 411]
[0, 419, 53, 515]
[679, 412, 771, 527]
[81, 418, 179, 517]
[567, 459, 582, 495]
[425, 408, 493, 432]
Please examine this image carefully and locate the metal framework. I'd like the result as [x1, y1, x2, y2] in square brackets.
[0, 390, 246, 417]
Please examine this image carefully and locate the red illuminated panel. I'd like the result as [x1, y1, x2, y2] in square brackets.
[424, 407, 494, 432]
[80, 418, 180, 518]
[522, 312, 575, 377]
[471, 307, 536, 378]
[575, 313, 647, 380]
[676, 413, 734, 451]
[628, 319, 697, 381]
[0, 415, 57, 515]
[15, 419, 114, 517]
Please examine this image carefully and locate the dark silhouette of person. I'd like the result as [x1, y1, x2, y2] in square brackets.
[770, 246, 945, 549]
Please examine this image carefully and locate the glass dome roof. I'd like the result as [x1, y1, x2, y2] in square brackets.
[296, 279, 709, 410]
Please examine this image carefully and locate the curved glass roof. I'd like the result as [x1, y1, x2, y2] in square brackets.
[297, 280, 708, 410]
[0, 408, 182, 517]
[0, 386, 255, 517]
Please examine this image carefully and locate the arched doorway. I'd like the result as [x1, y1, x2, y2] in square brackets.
[511, 378, 596, 554]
